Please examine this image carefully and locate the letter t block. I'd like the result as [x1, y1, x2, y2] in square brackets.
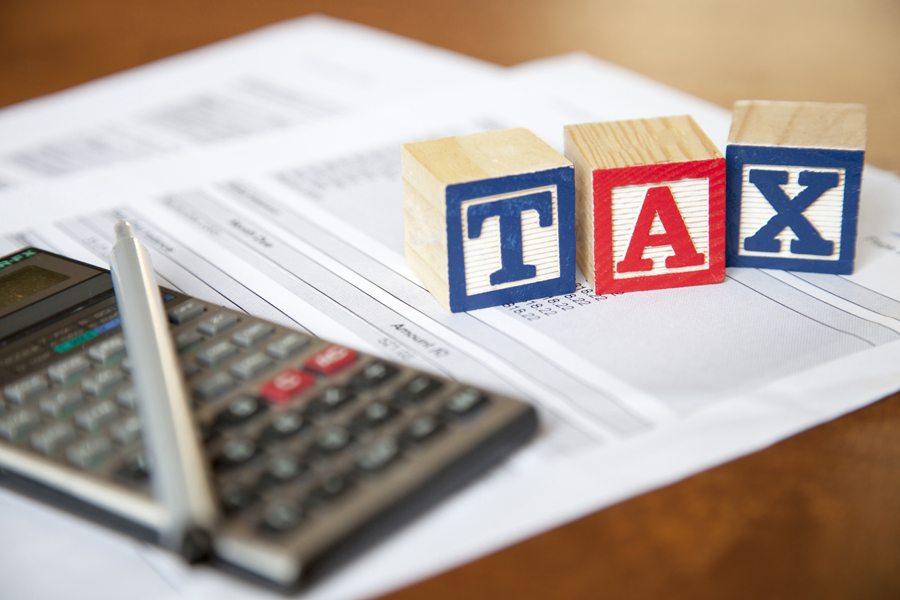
[726, 100, 867, 273]
[402, 128, 576, 312]
[564, 116, 726, 295]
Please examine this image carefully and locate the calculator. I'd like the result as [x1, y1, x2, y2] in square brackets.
[0, 247, 537, 590]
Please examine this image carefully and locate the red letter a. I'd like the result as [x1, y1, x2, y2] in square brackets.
[616, 186, 705, 273]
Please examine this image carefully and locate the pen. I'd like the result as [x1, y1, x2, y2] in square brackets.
[110, 221, 217, 562]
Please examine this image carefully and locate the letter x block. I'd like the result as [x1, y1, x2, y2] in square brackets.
[726, 100, 867, 273]
[564, 116, 725, 294]
[402, 128, 575, 312]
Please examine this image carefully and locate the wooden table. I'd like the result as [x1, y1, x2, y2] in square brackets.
[2, 2, 899, 598]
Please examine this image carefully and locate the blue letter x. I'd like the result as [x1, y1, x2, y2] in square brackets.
[744, 169, 839, 256]
[467, 191, 554, 286]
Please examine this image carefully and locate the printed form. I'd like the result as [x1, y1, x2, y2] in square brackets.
[2, 18, 900, 600]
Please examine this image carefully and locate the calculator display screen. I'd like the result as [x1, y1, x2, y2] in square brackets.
[0, 265, 70, 309]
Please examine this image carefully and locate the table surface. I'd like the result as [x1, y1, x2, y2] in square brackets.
[2, 2, 899, 598]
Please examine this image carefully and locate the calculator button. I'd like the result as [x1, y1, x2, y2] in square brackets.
[192, 372, 236, 401]
[315, 427, 352, 454]
[87, 334, 125, 363]
[110, 416, 142, 445]
[220, 487, 258, 515]
[259, 500, 303, 534]
[0, 409, 41, 442]
[215, 438, 258, 471]
[82, 367, 125, 396]
[214, 397, 267, 429]
[232, 323, 274, 348]
[48, 355, 91, 384]
[349, 362, 399, 389]
[443, 389, 488, 417]
[75, 400, 119, 432]
[168, 300, 205, 324]
[259, 369, 315, 404]
[266, 334, 310, 360]
[230, 353, 274, 380]
[394, 376, 443, 404]
[260, 454, 305, 487]
[67, 436, 113, 470]
[309, 473, 352, 505]
[175, 329, 203, 352]
[116, 385, 137, 408]
[350, 402, 397, 432]
[115, 453, 150, 487]
[31, 423, 77, 455]
[198, 311, 239, 336]
[401, 415, 444, 445]
[196, 341, 238, 369]
[258, 411, 305, 444]
[356, 438, 400, 473]
[39, 388, 84, 418]
[310, 386, 355, 413]
[4, 373, 49, 404]
[304, 345, 357, 375]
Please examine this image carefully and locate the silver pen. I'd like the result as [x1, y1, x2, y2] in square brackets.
[110, 221, 217, 562]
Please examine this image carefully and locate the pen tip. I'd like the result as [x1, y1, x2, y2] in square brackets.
[114, 221, 134, 241]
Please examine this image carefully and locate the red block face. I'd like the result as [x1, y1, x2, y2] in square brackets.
[591, 159, 725, 294]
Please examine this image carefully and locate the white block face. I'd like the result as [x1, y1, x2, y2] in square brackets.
[737, 165, 844, 261]
[460, 185, 560, 296]
[611, 178, 710, 280]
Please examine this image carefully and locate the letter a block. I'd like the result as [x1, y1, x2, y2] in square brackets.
[564, 116, 725, 294]
[726, 100, 867, 274]
[402, 128, 575, 312]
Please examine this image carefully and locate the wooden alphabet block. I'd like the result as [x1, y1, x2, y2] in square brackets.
[726, 100, 867, 274]
[564, 115, 725, 295]
[402, 128, 576, 312]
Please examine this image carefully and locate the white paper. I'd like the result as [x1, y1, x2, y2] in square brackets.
[2, 23, 900, 600]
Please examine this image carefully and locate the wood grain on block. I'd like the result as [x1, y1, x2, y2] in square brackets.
[402, 128, 575, 312]
[565, 115, 725, 294]
[729, 100, 867, 151]
[725, 101, 867, 274]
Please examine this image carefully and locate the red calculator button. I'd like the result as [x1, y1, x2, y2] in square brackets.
[259, 369, 315, 403]
[304, 345, 357, 375]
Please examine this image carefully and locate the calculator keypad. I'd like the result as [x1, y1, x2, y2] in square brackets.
[0, 290, 535, 588]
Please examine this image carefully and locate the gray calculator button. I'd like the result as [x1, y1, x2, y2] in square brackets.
[116, 385, 137, 408]
[75, 400, 119, 432]
[67, 436, 113, 470]
[110, 416, 142, 445]
[232, 322, 274, 348]
[39, 388, 84, 418]
[4, 373, 50, 404]
[82, 367, 125, 396]
[0, 409, 40, 441]
[192, 372, 235, 400]
[316, 427, 351, 454]
[198, 311, 239, 336]
[87, 334, 125, 363]
[168, 300, 205, 324]
[196, 341, 238, 368]
[266, 334, 310, 360]
[230, 353, 274, 380]
[48, 355, 91, 383]
[175, 329, 203, 351]
[31, 423, 77, 455]
[357, 438, 400, 472]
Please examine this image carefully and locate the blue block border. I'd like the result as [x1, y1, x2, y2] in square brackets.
[445, 166, 576, 312]
[725, 145, 864, 274]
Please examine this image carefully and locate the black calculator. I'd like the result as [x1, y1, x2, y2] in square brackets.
[0, 247, 537, 590]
